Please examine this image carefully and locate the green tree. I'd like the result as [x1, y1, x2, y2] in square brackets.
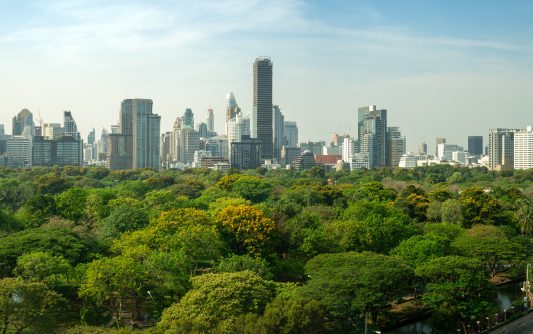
[215, 254, 273, 280]
[99, 205, 149, 239]
[392, 234, 448, 269]
[415, 256, 492, 332]
[459, 187, 502, 227]
[56, 187, 89, 222]
[0, 277, 65, 333]
[13, 251, 71, 286]
[440, 199, 464, 225]
[451, 225, 523, 278]
[0, 228, 91, 277]
[302, 252, 413, 331]
[515, 200, 533, 237]
[158, 271, 276, 331]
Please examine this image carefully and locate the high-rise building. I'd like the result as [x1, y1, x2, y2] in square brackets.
[0, 124, 4, 139]
[207, 108, 214, 133]
[468, 136, 483, 156]
[231, 135, 262, 170]
[514, 126, 533, 170]
[300, 141, 325, 156]
[87, 128, 95, 145]
[292, 150, 316, 170]
[183, 108, 194, 128]
[63, 111, 80, 139]
[12, 109, 34, 136]
[253, 57, 273, 159]
[33, 136, 83, 167]
[160, 132, 172, 168]
[62, 111, 83, 163]
[488, 128, 520, 171]
[280, 146, 301, 166]
[358, 106, 387, 168]
[386, 127, 406, 168]
[206, 135, 229, 159]
[342, 136, 354, 162]
[5, 134, 32, 168]
[118, 99, 160, 170]
[273, 105, 284, 161]
[437, 143, 460, 161]
[179, 126, 200, 164]
[226, 92, 241, 123]
[198, 122, 208, 138]
[98, 128, 109, 161]
[283, 121, 298, 147]
[106, 133, 133, 170]
[227, 113, 251, 156]
[419, 142, 428, 155]
[43, 123, 63, 139]
[435, 138, 446, 156]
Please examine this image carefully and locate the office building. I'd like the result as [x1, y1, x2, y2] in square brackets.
[106, 133, 133, 170]
[514, 126, 533, 170]
[4, 134, 32, 167]
[198, 122, 208, 138]
[292, 150, 316, 170]
[0, 124, 4, 139]
[120, 99, 161, 170]
[226, 92, 241, 123]
[178, 126, 200, 164]
[33, 136, 83, 167]
[206, 135, 229, 159]
[12, 109, 34, 136]
[253, 57, 273, 159]
[488, 128, 520, 171]
[160, 132, 172, 168]
[358, 105, 387, 168]
[435, 138, 446, 156]
[87, 128, 95, 145]
[419, 142, 428, 155]
[207, 108, 214, 133]
[183, 108, 194, 128]
[227, 112, 251, 155]
[42, 123, 63, 139]
[437, 143, 460, 161]
[283, 121, 298, 147]
[231, 135, 261, 170]
[342, 136, 354, 162]
[468, 136, 483, 156]
[300, 141, 325, 156]
[386, 127, 406, 168]
[281, 146, 301, 166]
[273, 105, 284, 161]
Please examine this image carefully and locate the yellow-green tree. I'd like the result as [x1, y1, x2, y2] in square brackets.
[216, 205, 277, 255]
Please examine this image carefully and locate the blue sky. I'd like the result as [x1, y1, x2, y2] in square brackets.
[1, 0, 532, 151]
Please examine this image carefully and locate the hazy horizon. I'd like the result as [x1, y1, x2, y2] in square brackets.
[1, 0, 532, 152]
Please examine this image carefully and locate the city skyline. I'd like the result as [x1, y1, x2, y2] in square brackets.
[1, 1, 533, 151]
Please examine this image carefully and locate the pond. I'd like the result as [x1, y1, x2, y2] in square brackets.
[383, 281, 525, 334]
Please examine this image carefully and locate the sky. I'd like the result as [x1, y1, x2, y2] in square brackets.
[1, 0, 532, 152]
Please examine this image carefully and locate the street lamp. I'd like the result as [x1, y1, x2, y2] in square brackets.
[495, 313, 498, 324]
[476, 320, 480, 333]
[486, 317, 490, 328]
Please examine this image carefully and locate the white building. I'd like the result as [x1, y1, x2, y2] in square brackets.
[342, 136, 354, 162]
[227, 113, 250, 155]
[514, 126, 533, 170]
[350, 153, 370, 169]
[437, 143, 460, 161]
[398, 153, 419, 168]
[452, 151, 469, 164]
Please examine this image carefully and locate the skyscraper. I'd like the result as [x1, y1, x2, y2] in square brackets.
[183, 108, 194, 128]
[179, 126, 200, 164]
[435, 138, 446, 156]
[87, 128, 95, 145]
[358, 106, 387, 168]
[468, 136, 483, 156]
[272, 105, 284, 161]
[119, 99, 160, 170]
[514, 126, 533, 170]
[227, 112, 251, 155]
[207, 108, 214, 133]
[253, 57, 273, 160]
[488, 128, 520, 171]
[283, 121, 298, 147]
[231, 135, 262, 170]
[386, 127, 406, 168]
[12, 109, 34, 136]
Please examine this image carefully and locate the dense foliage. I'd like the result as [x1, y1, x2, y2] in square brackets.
[0, 165, 531, 333]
